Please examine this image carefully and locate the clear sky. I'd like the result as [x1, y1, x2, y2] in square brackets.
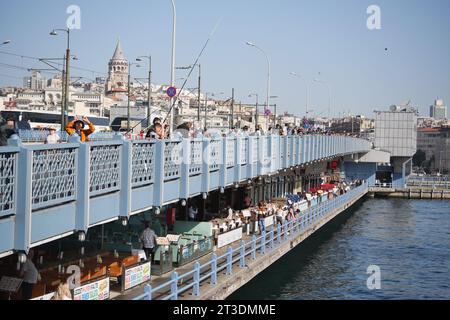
[1, 0, 449, 117]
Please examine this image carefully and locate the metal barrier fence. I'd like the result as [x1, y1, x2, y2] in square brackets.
[133, 183, 369, 300]
[18, 129, 116, 143]
[407, 176, 450, 189]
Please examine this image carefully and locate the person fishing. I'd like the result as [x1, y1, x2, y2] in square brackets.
[65, 116, 95, 142]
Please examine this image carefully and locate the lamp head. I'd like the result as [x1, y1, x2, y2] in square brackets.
[2, 40, 11, 45]
[245, 41, 255, 47]
[50, 30, 58, 36]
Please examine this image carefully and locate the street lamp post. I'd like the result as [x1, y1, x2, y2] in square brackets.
[169, 0, 177, 132]
[246, 41, 270, 126]
[136, 55, 152, 127]
[50, 28, 71, 129]
[270, 95, 278, 125]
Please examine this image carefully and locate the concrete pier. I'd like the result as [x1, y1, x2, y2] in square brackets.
[369, 187, 450, 200]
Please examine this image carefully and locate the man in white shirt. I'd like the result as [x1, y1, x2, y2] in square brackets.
[20, 249, 39, 300]
[45, 127, 61, 144]
[140, 222, 158, 262]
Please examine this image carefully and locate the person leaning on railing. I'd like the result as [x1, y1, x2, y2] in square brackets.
[0, 117, 18, 146]
[65, 116, 95, 142]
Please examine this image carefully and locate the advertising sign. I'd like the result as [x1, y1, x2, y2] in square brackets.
[217, 227, 243, 248]
[123, 262, 151, 291]
[73, 277, 110, 300]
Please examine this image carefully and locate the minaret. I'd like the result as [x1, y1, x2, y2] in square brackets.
[106, 39, 129, 95]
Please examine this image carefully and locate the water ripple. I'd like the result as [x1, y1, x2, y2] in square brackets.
[229, 199, 450, 300]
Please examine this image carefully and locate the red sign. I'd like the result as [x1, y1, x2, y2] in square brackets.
[331, 161, 338, 170]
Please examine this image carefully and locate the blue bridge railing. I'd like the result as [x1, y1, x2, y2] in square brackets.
[0, 134, 371, 257]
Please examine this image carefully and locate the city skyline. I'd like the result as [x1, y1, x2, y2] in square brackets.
[1, 0, 450, 118]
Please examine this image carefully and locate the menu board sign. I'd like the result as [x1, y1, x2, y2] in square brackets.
[123, 262, 151, 291]
[0, 276, 22, 294]
[264, 215, 275, 228]
[73, 277, 110, 300]
[217, 227, 243, 248]
[298, 200, 309, 212]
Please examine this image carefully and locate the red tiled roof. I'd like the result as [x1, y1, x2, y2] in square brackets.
[417, 128, 440, 132]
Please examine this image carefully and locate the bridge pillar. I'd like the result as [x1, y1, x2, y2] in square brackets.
[153, 140, 165, 208]
[10, 139, 32, 252]
[118, 135, 132, 220]
[180, 139, 190, 199]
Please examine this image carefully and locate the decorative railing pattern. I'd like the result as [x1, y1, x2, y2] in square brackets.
[189, 141, 203, 176]
[89, 144, 121, 196]
[240, 138, 249, 165]
[226, 138, 235, 168]
[209, 139, 221, 172]
[0, 151, 17, 215]
[131, 142, 155, 188]
[31, 147, 77, 209]
[164, 141, 181, 181]
[251, 137, 258, 163]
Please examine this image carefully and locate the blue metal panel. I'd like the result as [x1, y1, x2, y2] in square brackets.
[14, 143, 32, 252]
[31, 203, 76, 243]
[219, 137, 228, 188]
[131, 185, 154, 212]
[152, 141, 164, 207]
[209, 171, 220, 190]
[0, 217, 14, 254]
[201, 139, 211, 193]
[226, 168, 235, 185]
[343, 162, 376, 186]
[75, 140, 89, 232]
[189, 175, 202, 196]
[163, 180, 181, 204]
[89, 193, 120, 226]
[308, 136, 313, 162]
[235, 137, 242, 181]
[179, 139, 190, 199]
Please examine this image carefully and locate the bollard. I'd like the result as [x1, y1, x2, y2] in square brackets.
[261, 230, 266, 254]
[277, 223, 281, 244]
[193, 262, 200, 296]
[144, 284, 152, 301]
[211, 253, 218, 285]
[251, 235, 256, 260]
[226, 247, 233, 275]
[284, 221, 288, 241]
[270, 228, 274, 248]
[170, 271, 178, 300]
[239, 240, 246, 268]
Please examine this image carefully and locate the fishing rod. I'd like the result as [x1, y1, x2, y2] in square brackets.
[126, 17, 223, 134]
